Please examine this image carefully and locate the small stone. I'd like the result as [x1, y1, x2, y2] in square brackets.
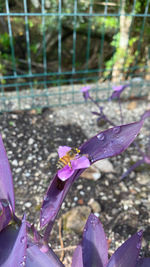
[19, 161, 24, 166]
[88, 198, 101, 213]
[137, 174, 150, 185]
[93, 159, 116, 173]
[63, 206, 91, 234]
[15, 168, 21, 173]
[12, 159, 18, 166]
[77, 184, 83, 190]
[24, 202, 32, 208]
[28, 138, 34, 145]
[80, 165, 101, 180]
[80, 191, 85, 196]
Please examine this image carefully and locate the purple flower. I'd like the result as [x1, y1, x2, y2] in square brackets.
[110, 84, 130, 99]
[72, 213, 150, 267]
[40, 118, 144, 228]
[81, 86, 91, 100]
[57, 146, 90, 181]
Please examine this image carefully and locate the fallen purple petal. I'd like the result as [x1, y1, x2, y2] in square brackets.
[107, 230, 143, 267]
[0, 136, 15, 212]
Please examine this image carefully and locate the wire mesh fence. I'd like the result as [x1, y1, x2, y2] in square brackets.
[0, 0, 150, 111]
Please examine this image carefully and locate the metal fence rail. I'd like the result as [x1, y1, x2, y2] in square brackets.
[0, 0, 150, 111]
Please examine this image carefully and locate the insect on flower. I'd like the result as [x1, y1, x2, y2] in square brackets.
[56, 147, 81, 170]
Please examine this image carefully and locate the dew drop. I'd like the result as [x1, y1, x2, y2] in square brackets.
[44, 195, 49, 202]
[113, 126, 121, 134]
[20, 237, 25, 244]
[20, 261, 26, 267]
[41, 217, 46, 223]
[137, 230, 143, 237]
[97, 133, 105, 141]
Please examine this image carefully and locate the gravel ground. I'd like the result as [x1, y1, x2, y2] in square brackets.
[1, 95, 150, 266]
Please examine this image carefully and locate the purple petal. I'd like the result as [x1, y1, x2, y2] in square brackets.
[81, 86, 91, 100]
[82, 214, 108, 267]
[136, 258, 150, 267]
[81, 86, 91, 93]
[0, 215, 27, 267]
[80, 121, 144, 163]
[26, 243, 64, 267]
[0, 136, 15, 212]
[58, 166, 74, 181]
[72, 243, 83, 267]
[40, 120, 143, 228]
[107, 230, 143, 267]
[0, 199, 13, 231]
[72, 156, 90, 169]
[57, 156, 90, 181]
[121, 159, 145, 180]
[111, 84, 130, 99]
[58, 146, 71, 158]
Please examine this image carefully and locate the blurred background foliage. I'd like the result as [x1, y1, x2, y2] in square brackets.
[0, 0, 150, 90]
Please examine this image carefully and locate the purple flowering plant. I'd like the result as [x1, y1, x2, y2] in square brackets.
[0, 104, 150, 265]
[72, 213, 150, 267]
[81, 85, 150, 180]
[81, 84, 130, 126]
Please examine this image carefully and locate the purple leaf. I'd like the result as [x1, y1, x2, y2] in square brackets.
[72, 242, 83, 267]
[82, 214, 108, 267]
[0, 136, 15, 212]
[136, 258, 150, 267]
[0, 215, 27, 267]
[80, 120, 144, 163]
[107, 230, 143, 267]
[0, 199, 13, 231]
[26, 242, 64, 267]
[121, 159, 145, 180]
[41, 120, 144, 228]
[140, 110, 150, 121]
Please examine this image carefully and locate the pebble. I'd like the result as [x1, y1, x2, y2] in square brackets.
[12, 159, 18, 166]
[24, 202, 32, 208]
[94, 159, 116, 173]
[28, 138, 34, 145]
[15, 168, 21, 173]
[63, 206, 91, 234]
[77, 184, 83, 190]
[88, 198, 101, 213]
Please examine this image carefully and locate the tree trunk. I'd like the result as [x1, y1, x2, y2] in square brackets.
[112, 0, 131, 82]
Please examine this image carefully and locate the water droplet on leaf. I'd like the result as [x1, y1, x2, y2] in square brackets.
[20, 236, 26, 243]
[97, 133, 105, 141]
[113, 126, 121, 134]
[137, 230, 143, 237]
